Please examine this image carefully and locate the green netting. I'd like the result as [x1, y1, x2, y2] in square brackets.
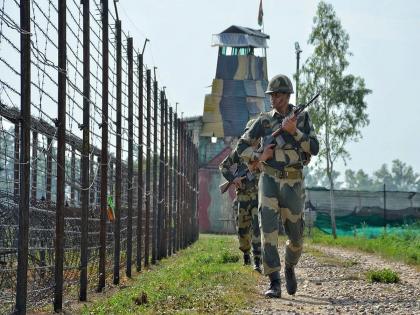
[314, 212, 419, 237]
[306, 188, 420, 237]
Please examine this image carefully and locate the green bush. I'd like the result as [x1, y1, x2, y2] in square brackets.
[366, 268, 400, 283]
[220, 251, 240, 264]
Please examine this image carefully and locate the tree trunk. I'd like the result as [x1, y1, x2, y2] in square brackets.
[328, 168, 337, 239]
[324, 102, 337, 239]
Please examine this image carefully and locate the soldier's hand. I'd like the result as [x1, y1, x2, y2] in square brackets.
[283, 116, 297, 135]
[260, 144, 275, 162]
[233, 176, 245, 189]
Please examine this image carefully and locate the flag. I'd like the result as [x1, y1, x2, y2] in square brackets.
[258, 0, 263, 26]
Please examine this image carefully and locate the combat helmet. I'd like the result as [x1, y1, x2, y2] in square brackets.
[265, 74, 294, 94]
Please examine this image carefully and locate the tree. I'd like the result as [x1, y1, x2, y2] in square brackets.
[298, 2, 371, 238]
[344, 169, 375, 190]
[374, 160, 420, 191]
[304, 166, 342, 189]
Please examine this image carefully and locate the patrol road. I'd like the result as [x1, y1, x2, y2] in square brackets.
[249, 244, 420, 314]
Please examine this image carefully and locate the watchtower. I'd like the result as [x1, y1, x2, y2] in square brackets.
[201, 25, 270, 140]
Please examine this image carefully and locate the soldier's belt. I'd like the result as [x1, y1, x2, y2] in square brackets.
[261, 164, 302, 180]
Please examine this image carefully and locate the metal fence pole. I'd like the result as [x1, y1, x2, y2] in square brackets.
[70, 145, 76, 205]
[182, 125, 187, 248]
[163, 98, 169, 257]
[145, 69, 151, 267]
[46, 137, 52, 201]
[79, 0, 90, 302]
[90, 154, 95, 205]
[31, 131, 38, 200]
[168, 107, 173, 256]
[174, 113, 178, 253]
[179, 122, 184, 249]
[113, 19, 122, 285]
[98, 0, 109, 292]
[176, 117, 181, 251]
[54, 0, 67, 310]
[14, 124, 19, 198]
[126, 37, 134, 277]
[195, 147, 199, 241]
[158, 90, 165, 259]
[15, 0, 31, 312]
[136, 53, 144, 271]
[152, 79, 158, 264]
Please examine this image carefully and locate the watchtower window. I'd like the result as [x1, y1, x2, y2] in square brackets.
[219, 47, 255, 56]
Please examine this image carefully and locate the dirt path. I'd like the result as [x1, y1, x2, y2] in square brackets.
[247, 244, 420, 314]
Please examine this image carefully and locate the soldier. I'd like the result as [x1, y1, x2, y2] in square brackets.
[219, 119, 262, 272]
[236, 74, 319, 298]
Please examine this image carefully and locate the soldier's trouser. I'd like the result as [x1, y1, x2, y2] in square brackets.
[258, 172, 305, 276]
[236, 189, 261, 258]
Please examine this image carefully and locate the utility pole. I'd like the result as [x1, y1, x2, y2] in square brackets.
[294, 42, 302, 105]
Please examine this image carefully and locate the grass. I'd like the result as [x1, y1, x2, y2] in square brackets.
[307, 227, 420, 267]
[81, 234, 259, 314]
[366, 268, 400, 283]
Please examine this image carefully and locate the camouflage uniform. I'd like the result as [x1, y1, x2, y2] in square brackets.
[236, 106, 319, 275]
[219, 151, 261, 261]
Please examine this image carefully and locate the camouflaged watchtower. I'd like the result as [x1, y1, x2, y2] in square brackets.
[201, 25, 271, 138]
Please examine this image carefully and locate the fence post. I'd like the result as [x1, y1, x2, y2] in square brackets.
[182, 125, 187, 248]
[174, 114, 179, 253]
[156, 90, 164, 259]
[176, 117, 181, 251]
[167, 106, 174, 256]
[145, 68, 151, 267]
[157, 90, 165, 259]
[70, 145, 76, 205]
[46, 137, 52, 201]
[15, 0, 31, 312]
[126, 37, 134, 277]
[90, 154, 95, 205]
[14, 123, 19, 198]
[54, 0, 67, 311]
[168, 106, 173, 256]
[179, 121, 184, 249]
[152, 78, 158, 264]
[136, 53, 144, 271]
[113, 18, 122, 285]
[98, 0, 109, 292]
[164, 98, 169, 257]
[79, 0, 90, 302]
[31, 131, 38, 200]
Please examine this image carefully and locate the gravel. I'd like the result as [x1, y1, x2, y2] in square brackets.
[246, 243, 420, 314]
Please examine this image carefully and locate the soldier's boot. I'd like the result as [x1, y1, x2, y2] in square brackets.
[284, 264, 297, 295]
[264, 271, 281, 298]
[243, 252, 251, 265]
[253, 256, 262, 273]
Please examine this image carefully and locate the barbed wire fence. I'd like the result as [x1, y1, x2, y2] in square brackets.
[0, 0, 199, 314]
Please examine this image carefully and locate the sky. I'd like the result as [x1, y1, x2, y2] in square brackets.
[115, 0, 420, 177]
[1, 0, 418, 178]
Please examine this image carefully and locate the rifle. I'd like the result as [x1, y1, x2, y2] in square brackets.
[257, 91, 320, 153]
[219, 164, 256, 194]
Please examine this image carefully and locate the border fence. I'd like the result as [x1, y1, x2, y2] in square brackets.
[0, 1, 199, 314]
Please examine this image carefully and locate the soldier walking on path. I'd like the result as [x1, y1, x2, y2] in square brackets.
[236, 74, 319, 298]
[219, 120, 262, 272]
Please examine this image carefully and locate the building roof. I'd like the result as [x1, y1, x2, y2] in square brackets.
[219, 25, 270, 39]
[212, 25, 270, 48]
